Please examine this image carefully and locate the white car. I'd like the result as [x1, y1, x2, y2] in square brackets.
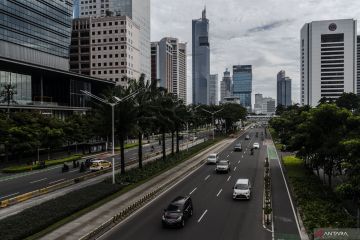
[233, 179, 251, 200]
[253, 142, 260, 149]
[215, 160, 231, 173]
[207, 153, 219, 164]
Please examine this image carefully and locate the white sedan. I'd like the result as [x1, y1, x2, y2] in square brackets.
[253, 142, 260, 149]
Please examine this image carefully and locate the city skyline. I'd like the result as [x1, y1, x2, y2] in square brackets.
[151, 0, 360, 104]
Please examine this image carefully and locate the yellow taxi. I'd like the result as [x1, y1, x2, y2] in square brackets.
[90, 160, 112, 171]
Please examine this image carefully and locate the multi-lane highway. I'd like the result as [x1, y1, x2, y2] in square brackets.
[0, 137, 192, 201]
[100, 128, 277, 240]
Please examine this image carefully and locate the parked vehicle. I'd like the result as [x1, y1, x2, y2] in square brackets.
[162, 196, 193, 228]
[89, 160, 112, 171]
[215, 160, 231, 173]
[233, 179, 251, 200]
[207, 153, 219, 164]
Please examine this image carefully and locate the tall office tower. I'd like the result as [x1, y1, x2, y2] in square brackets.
[277, 70, 292, 107]
[192, 7, 210, 105]
[77, 0, 151, 80]
[232, 65, 252, 110]
[151, 38, 187, 101]
[209, 74, 219, 105]
[262, 97, 276, 115]
[301, 19, 357, 106]
[70, 16, 141, 86]
[357, 36, 360, 96]
[220, 68, 232, 103]
[254, 93, 263, 114]
[0, 0, 73, 70]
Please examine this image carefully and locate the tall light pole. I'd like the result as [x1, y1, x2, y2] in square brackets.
[81, 89, 141, 184]
[202, 108, 223, 140]
[187, 105, 200, 151]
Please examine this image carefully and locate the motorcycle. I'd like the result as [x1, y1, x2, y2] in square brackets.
[62, 163, 69, 173]
[250, 148, 254, 155]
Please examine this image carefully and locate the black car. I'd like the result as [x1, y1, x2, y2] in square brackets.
[162, 196, 193, 228]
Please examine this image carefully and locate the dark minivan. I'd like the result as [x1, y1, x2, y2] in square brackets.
[162, 196, 193, 228]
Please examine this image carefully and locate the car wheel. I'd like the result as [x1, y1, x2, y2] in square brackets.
[189, 209, 193, 216]
[181, 219, 185, 228]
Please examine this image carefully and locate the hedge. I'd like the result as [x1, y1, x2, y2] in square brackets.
[2, 155, 83, 173]
[0, 182, 123, 240]
[283, 156, 355, 236]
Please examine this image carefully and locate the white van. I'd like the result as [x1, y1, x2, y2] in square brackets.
[207, 153, 219, 164]
[233, 179, 251, 200]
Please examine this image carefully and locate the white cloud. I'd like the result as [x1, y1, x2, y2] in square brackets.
[151, 0, 360, 105]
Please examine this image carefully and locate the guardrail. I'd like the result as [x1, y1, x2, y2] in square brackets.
[0, 139, 205, 209]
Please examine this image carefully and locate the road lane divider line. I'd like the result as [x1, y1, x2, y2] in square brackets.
[238, 160, 241, 164]
[216, 189, 222, 197]
[204, 175, 210, 181]
[234, 167, 237, 171]
[69, 169, 79, 173]
[227, 176, 231, 182]
[197, 209, 208, 223]
[227, 155, 230, 158]
[48, 179, 65, 185]
[0, 192, 19, 200]
[30, 178, 47, 184]
[189, 187, 197, 195]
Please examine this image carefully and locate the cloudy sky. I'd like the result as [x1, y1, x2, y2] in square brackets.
[151, 0, 360, 105]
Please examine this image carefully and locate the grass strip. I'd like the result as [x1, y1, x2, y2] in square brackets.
[1, 137, 224, 240]
[282, 155, 355, 237]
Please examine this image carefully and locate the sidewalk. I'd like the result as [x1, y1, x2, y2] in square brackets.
[40, 138, 234, 240]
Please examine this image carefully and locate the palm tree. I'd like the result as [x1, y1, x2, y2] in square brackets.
[0, 83, 17, 118]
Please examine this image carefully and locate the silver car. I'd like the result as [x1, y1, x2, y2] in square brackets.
[215, 160, 231, 173]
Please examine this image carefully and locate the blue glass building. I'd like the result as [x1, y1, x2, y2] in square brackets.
[192, 8, 210, 105]
[0, 0, 73, 70]
[232, 65, 252, 110]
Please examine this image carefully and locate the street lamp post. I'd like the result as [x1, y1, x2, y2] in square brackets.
[187, 105, 200, 151]
[81, 89, 141, 184]
[202, 108, 223, 140]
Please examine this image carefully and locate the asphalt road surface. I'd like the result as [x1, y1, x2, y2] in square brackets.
[100, 128, 275, 240]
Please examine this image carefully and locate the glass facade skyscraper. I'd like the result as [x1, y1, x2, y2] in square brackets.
[192, 8, 210, 105]
[0, 0, 73, 70]
[277, 70, 292, 107]
[233, 65, 252, 110]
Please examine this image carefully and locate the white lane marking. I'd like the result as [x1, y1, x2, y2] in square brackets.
[69, 169, 79, 173]
[216, 189, 223, 197]
[234, 167, 237, 171]
[204, 175, 210, 181]
[227, 176, 231, 182]
[197, 209, 208, 223]
[238, 160, 241, 164]
[48, 178, 65, 185]
[189, 187, 197, 195]
[242, 155, 244, 158]
[0, 192, 20, 200]
[30, 178, 47, 184]
[227, 155, 230, 158]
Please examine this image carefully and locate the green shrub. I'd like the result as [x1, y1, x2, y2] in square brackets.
[283, 156, 355, 235]
[2, 155, 83, 173]
[0, 182, 122, 240]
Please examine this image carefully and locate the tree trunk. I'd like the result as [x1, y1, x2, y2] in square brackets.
[120, 134, 126, 174]
[67, 141, 71, 155]
[138, 131, 143, 169]
[171, 131, 174, 155]
[176, 128, 180, 154]
[162, 128, 166, 161]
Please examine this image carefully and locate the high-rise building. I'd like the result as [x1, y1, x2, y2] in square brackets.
[70, 16, 141, 86]
[262, 97, 276, 115]
[209, 74, 218, 105]
[301, 19, 357, 106]
[76, 0, 151, 80]
[357, 36, 360, 96]
[277, 70, 292, 107]
[233, 65, 252, 110]
[254, 93, 263, 114]
[192, 8, 210, 105]
[151, 38, 187, 101]
[0, 0, 73, 70]
[220, 68, 232, 103]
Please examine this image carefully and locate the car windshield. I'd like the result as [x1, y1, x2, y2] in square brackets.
[235, 144, 241, 147]
[166, 204, 181, 212]
[208, 155, 216, 159]
[218, 161, 228, 166]
[235, 184, 249, 190]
